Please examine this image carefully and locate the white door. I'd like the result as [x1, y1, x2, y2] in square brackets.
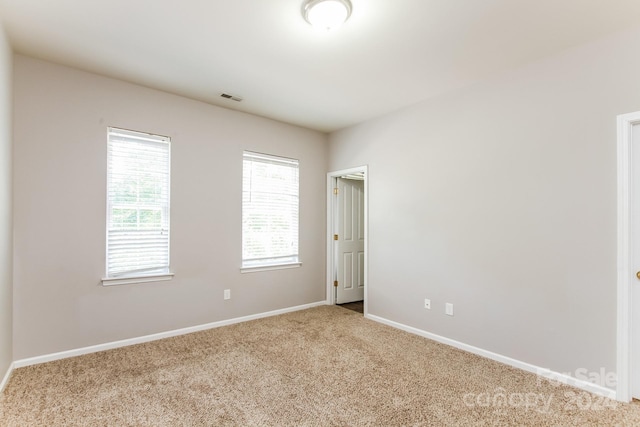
[633, 123, 640, 399]
[336, 177, 365, 304]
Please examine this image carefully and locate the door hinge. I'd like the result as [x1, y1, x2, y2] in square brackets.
[334, 234, 339, 241]
[334, 280, 338, 287]
[333, 187, 339, 195]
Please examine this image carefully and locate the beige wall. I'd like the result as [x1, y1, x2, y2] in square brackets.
[12, 56, 328, 359]
[0, 21, 13, 381]
[329, 26, 640, 389]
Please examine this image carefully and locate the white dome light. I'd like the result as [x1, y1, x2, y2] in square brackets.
[302, 0, 352, 31]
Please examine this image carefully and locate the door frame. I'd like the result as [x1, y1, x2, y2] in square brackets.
[616, 111, 640, 402]
[326, 166, 368, 314]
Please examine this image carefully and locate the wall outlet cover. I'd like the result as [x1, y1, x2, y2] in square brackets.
[445, 303, 454, 316]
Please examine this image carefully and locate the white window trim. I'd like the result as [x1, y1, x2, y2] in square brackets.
[101, 273, 175, 287]
[242, 150, 300, 271]
[240, 262, 302, 274]
[105, 127, 173, 283]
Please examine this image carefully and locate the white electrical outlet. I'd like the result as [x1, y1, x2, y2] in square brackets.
[224, 289, 231, 300]
[445, 303, 454, 316]
[424, 298, 431, 309]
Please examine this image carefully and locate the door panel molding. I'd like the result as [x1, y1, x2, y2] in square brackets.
[343, 252, 354, 290]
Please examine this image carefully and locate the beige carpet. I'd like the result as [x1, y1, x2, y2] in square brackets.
[1, 305, 639, 426]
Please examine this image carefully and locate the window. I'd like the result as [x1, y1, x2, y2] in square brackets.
[242, 151, 300, 270]
[104, 127, 172, 284]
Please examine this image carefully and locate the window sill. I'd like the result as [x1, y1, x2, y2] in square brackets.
[101, 272, 175, 286]
[240, 262, 302, 274]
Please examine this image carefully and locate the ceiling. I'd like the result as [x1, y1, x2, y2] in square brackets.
[1, 0, 640, 133]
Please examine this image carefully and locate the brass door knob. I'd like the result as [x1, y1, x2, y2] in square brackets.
[636, 271, 640, 280]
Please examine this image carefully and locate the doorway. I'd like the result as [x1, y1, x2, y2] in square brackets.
[616, 111, 640, 402]
[327, 166, 368, 315]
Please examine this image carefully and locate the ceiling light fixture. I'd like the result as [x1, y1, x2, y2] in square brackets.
[302, 0, 352, 31]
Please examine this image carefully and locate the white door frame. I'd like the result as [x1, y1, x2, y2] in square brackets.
[617, 111, 640, 402]
[326, 166, 368, 315]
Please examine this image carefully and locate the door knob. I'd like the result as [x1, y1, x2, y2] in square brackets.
[636, 271, 640, 280]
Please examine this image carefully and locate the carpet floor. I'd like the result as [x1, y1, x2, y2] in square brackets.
[1, 305, 639, 426]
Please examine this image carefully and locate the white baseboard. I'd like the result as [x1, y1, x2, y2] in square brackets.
[14, 301, 328, 369]
[366, 313, 617, 400]
[0, 361, 15, 393]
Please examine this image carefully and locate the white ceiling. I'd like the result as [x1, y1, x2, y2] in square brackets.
[1, 0, 640, 133]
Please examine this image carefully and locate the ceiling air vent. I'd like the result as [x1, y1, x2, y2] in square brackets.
[220, 93, 243, 102]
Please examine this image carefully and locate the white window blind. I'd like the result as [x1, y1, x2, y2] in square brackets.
[242, 151, 299, 269]
[106, 127, 171, 279]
